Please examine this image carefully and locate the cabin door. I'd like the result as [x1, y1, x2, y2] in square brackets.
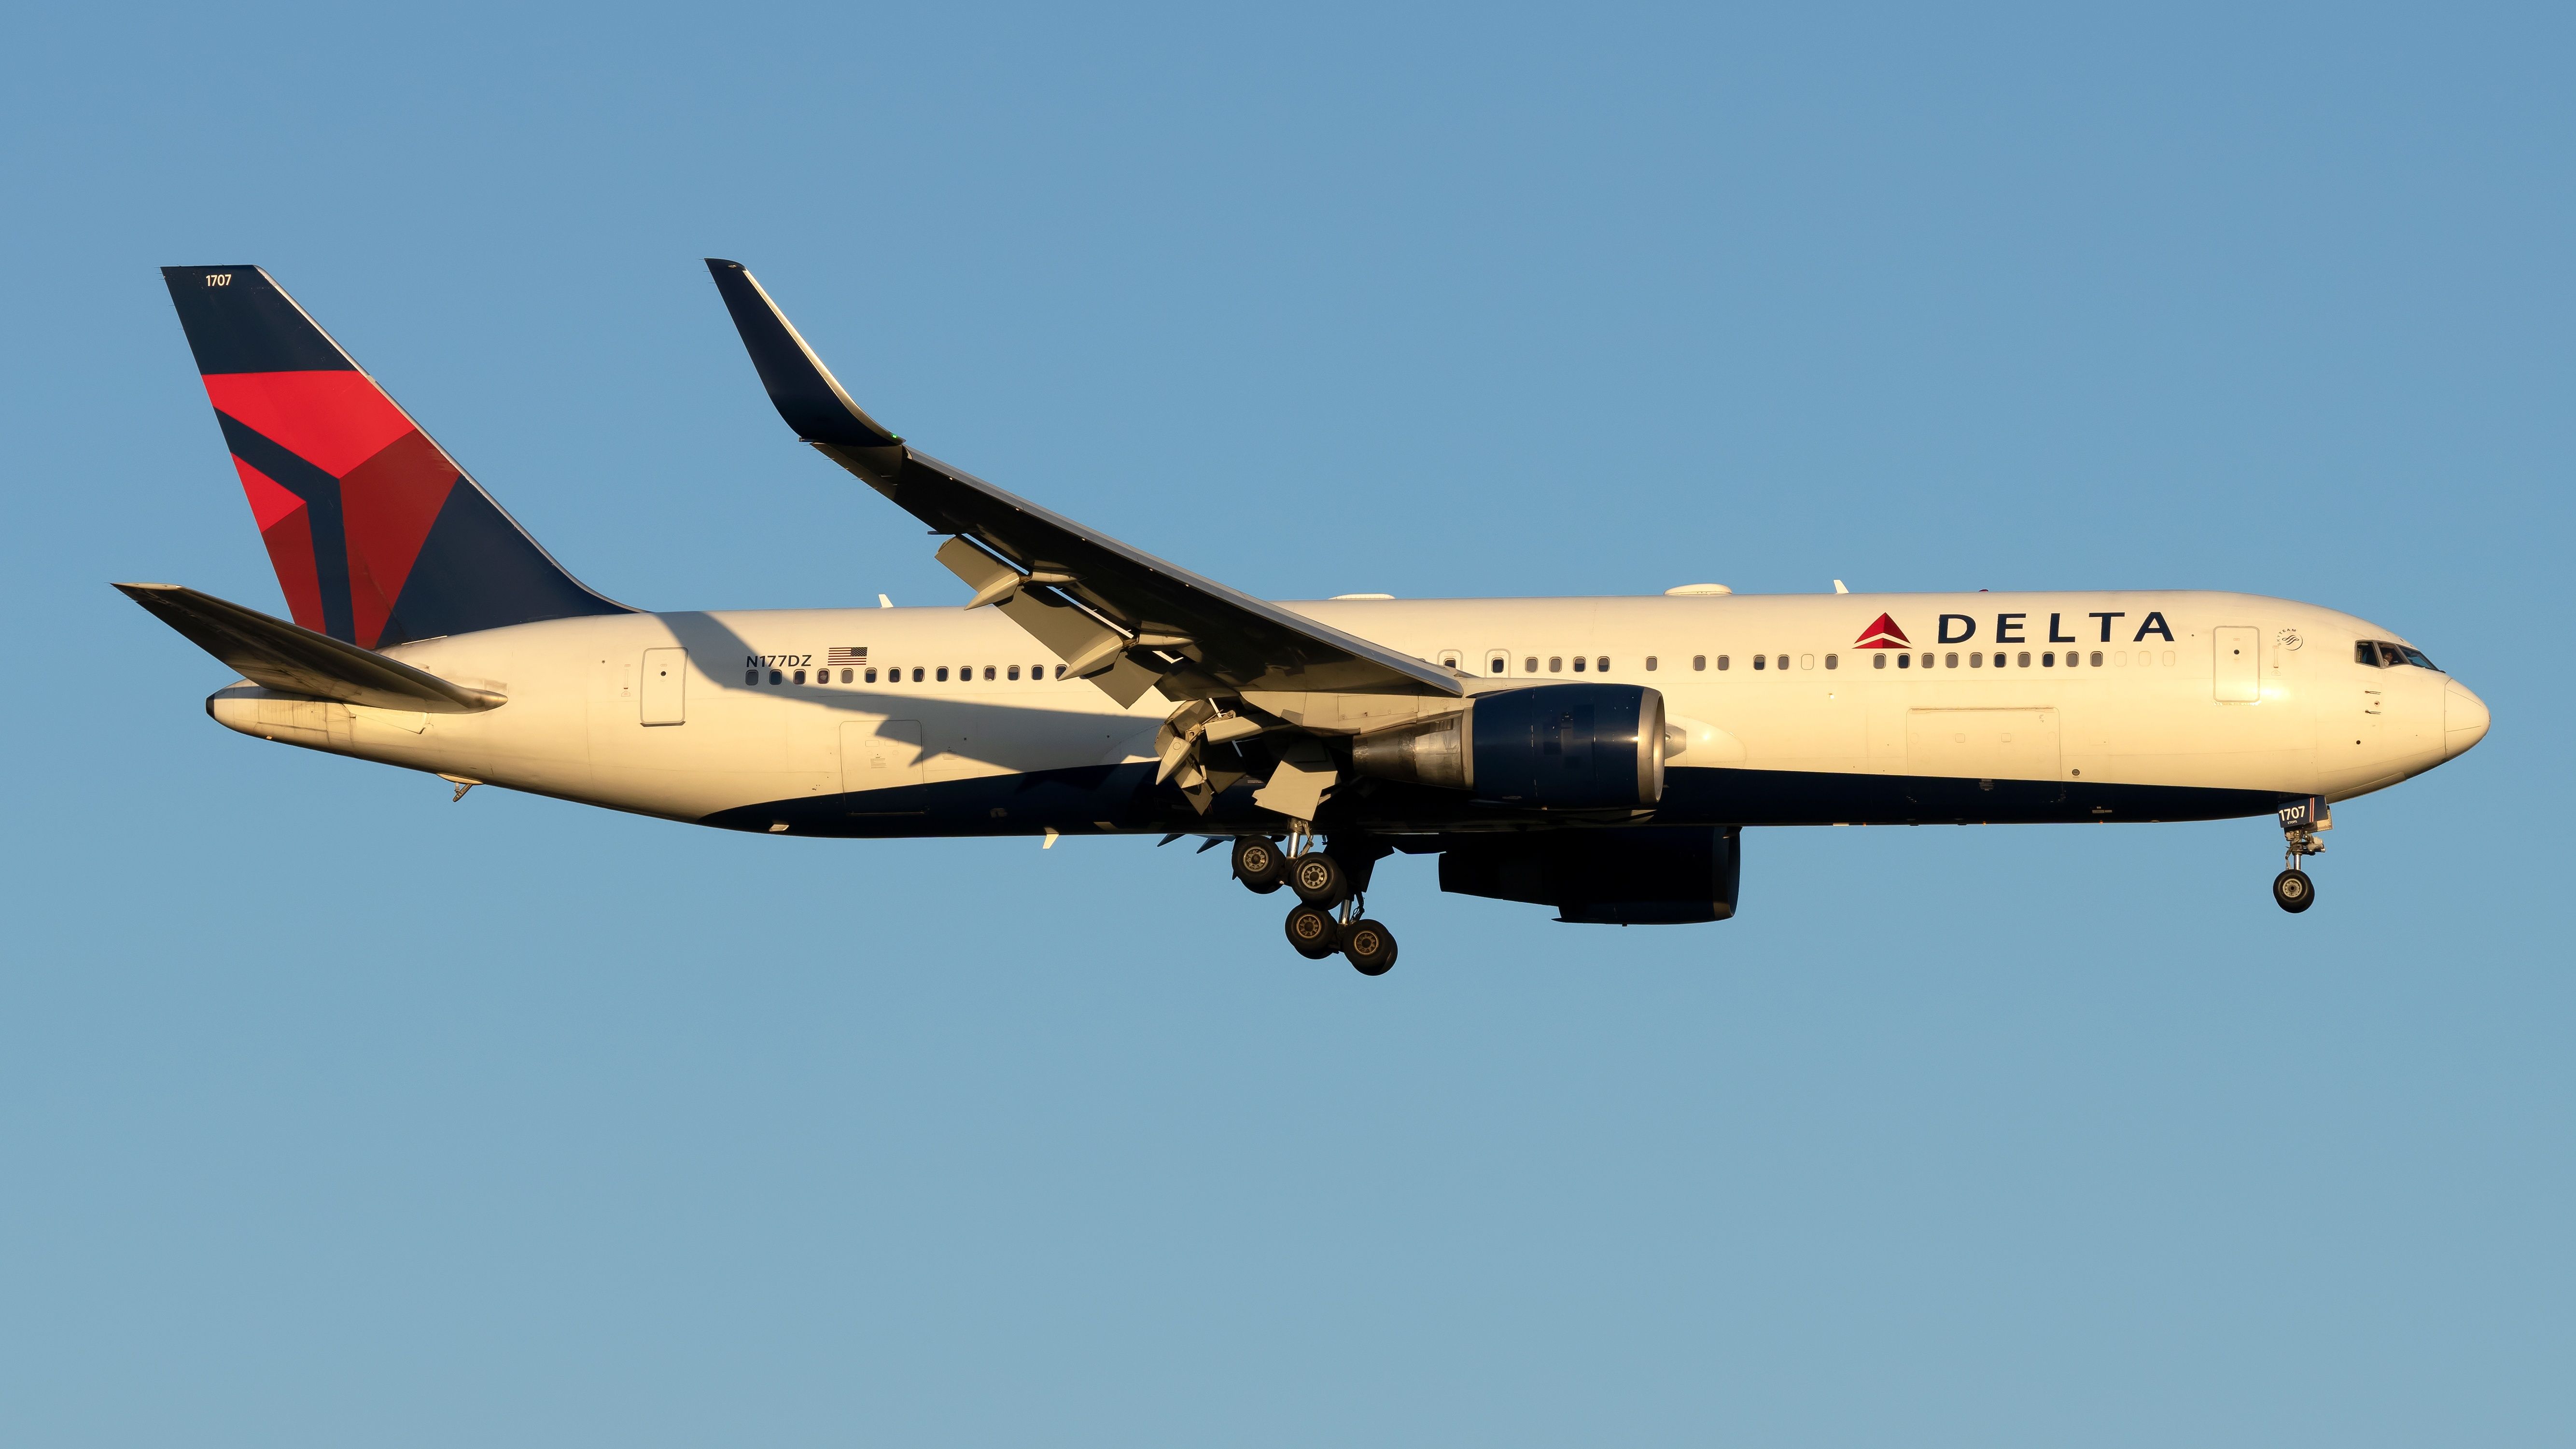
[640, 648, 687, 725]
[2213, 627, 2260, 702]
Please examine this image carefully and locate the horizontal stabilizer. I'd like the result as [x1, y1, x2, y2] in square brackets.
[115, 582, 505, 713]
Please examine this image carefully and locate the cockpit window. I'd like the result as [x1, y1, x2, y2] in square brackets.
[2358, 639, 2440, 672]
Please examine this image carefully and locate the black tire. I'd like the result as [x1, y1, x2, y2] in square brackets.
[1232, 836, 1285, 894]
[1288, 851, 1349, 907]
[1285, 903, 1342, 959]
[2272, 868, 2317, 914]
[1342, 919, 1398, 976]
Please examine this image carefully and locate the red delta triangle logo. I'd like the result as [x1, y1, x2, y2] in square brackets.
[1853, 613, 1911, 649]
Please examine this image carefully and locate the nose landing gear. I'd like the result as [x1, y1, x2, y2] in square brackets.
[2272, 796, 2328, 914]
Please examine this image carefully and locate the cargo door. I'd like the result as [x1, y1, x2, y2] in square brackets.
[2213, 626, 2260, 702]
[840, 718, 924, 793]
[640, 647, 687, 725]
[1906, 709, 2061, 781]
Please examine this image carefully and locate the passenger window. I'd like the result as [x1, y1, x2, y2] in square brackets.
[2162, 651, 2175, 667]
[1968, 653, 1982, 668]
[1571, 656, 1584, 673]
[911, 668, 924, 683]
[1597, 656, 1610, 672]
[1524, 656, 1538, 673]
[766, 669, 781, 684]
[984, 666, 995, 681]
[1550, 656, 1563, 673]
[1053, 665, 1064, 679]
[1645, 656, 1658, 671]
[1008, 664, 1021, 680]
[1490, 655, 1507, 674]
[2043, 652, 2055, 667]
[1872, 653, 1884, 669]
[1716, 655, 1730, 670]
[1897, 653, 1911, 669]
[1693, 655, 1706, 671]
[1439, 651, 1461, 668]
[792, 669, 806, 684]
[2089, 651, 2102, 667]
[1753, 655, 1767, 670]
[838, 668, 850, 683]
[1776, 655, 1789, 670]
[745, 669, 758, 684]
[1801, 654, 1816, 670]
[865, 667, 878, 683]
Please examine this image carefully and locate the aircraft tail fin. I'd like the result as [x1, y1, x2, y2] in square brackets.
[158, 265, 628, 648]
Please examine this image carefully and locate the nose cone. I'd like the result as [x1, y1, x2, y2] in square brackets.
[2443, 678, 2491, 758]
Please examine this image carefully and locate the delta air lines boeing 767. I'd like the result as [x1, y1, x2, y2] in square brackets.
[122, 261, 2491, 973]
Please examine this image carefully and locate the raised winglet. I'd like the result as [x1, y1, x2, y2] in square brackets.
[116, 583, 505, 713]
[702, 260, 901, 449]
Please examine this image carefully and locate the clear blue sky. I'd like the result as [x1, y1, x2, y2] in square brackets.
[2, 4, 2567, 1444]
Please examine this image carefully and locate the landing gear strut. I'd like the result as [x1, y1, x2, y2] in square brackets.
[1240, 833, 1400, 974]
[2273, 796, 2328, 914]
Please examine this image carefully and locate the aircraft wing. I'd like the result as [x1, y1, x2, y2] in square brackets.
[704, 259, 1464, 707]
[116, 583, 506, 712]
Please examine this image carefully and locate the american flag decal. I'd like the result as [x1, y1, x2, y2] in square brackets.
[827, 646, 868, 666]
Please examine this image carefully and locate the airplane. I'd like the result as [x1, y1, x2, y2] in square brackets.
[123, 261, 2492, 975]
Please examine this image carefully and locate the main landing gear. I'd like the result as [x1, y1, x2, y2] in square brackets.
[1238, 834, 1399, 975]
[2272, 795, 2329, 914]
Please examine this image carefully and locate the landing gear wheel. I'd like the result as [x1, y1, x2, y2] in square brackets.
[1342, 919, 1398, 975]
[1285, 903, 1342, 959]
[2272, 868, 2316, 914]
[1288, 851, 1349, 907]
[1232, 836, 1285, 894]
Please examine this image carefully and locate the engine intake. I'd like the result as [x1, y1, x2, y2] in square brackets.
[1351, 683, 1665, 810]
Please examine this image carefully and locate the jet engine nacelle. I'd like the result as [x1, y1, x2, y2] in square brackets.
[1351, 683, 1666, 810]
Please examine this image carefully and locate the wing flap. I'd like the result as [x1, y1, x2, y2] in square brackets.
[116, 583, 505, 713]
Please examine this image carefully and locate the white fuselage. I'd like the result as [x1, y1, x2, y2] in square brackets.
[205, 590, 2486, 835]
